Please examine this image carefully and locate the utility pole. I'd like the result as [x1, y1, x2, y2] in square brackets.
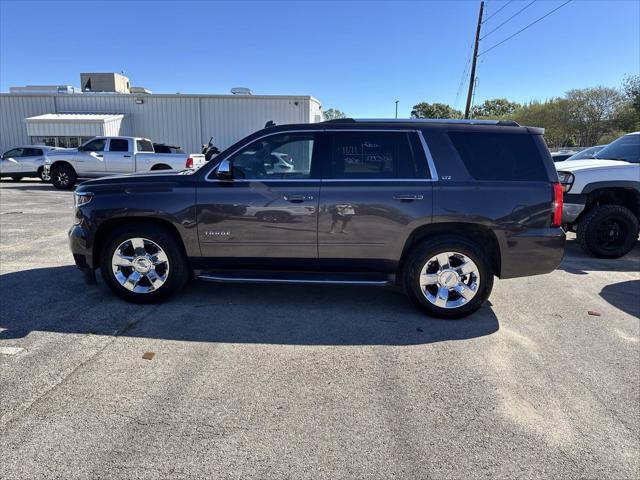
[395, 100, 399, 119]
[464, 1, 484, 119]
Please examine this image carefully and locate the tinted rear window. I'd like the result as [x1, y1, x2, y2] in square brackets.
[109, 139, 129, 152]
[448, 132, 547, 181]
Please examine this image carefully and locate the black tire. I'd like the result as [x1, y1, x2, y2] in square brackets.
[577, 204, 639, 258]
[402, 235, 494, 319]
[100, 223, 190, 303]
[10, 176, 23, 182]
[51, 164, 77, 190]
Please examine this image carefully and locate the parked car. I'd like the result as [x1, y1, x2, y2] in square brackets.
[0, 146, 62, 181]
[551, 149, 579, 162]
[69, 119, 565, 318]
[556, 131, 640, 258]
[43, 137, 206, 190]
[564, 145, 606, 161]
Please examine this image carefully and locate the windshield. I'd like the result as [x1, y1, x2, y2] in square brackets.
[595, 134, 640, 163]
[565, 145, 605, 161]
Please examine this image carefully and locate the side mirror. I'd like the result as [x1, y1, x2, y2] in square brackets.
[216, 159, 232, 179]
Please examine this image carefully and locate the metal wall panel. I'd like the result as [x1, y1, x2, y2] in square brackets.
[1, 93, 320, 154]
[0, 95, 55, 151]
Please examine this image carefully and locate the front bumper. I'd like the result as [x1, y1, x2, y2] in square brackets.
[69, 224, 96, 284]
[499, 227, 566, 279]
[562, 193, 586, 224]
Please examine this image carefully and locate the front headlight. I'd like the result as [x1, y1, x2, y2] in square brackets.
[557, 171, 574, 193]
[74, 191, 93, 207]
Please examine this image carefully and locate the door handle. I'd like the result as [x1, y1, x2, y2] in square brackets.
[393, 194, 423, 201]
[124, 155, 131, 158]
[284, 194, 314, 203]
[95, 154, 103, 158]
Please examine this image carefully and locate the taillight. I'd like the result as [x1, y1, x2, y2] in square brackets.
[186, 157, 193, 168]
[552, 182, 563, 227]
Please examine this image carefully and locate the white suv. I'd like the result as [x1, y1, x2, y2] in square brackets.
[0, 146, 62, 181]
[556, 132, 640, 258]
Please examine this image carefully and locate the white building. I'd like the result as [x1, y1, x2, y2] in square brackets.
[1, 73, 322, 154]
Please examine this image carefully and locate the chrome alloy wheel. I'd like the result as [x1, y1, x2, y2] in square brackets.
[419, 251, 480, 309]
[55, 170, 69, 185]
[111, 237, 170, 294]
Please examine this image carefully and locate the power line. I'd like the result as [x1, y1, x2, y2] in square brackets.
[480, 0, 536, 40]
[454, 42, 475, 109]
[479, 0, 572, 56]
[482, 0, 514, 24]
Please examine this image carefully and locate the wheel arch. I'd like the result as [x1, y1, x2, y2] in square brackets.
[150, 163, 172, 171]
[49, 160, 76, 174]
[92, 217, 189, 270]
[582, 185, 640, 219]
[398, 222, 501, 278]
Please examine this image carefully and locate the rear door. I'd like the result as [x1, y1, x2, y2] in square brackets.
[20, 148, 44, 173]
[318, 130, 434, 269]
[196, 131, 321, 265]
[105, 138, 133, 173]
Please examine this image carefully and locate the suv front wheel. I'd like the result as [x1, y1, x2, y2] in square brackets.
[100, 224, 190, 303]
[403, 236, 494, 319]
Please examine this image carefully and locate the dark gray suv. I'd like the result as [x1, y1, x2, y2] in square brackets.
[69, 119, 565, 318]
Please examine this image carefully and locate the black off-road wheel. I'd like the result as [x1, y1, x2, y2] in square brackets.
[403, 235, 494, 319]
[51, 164, 77, 190]
[577, 204, 639, 258]
[100, 223, 190, 303]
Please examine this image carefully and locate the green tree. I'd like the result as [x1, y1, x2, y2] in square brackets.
[470, 98, 521, 119]
[513, 98, 574, 148]
[622, 74, 640, 114]
[565, 87, 626, 146]
[411, 102, 461, 119]
[323, 108, 346, 121]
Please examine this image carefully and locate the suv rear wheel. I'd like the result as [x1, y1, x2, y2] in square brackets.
[51, 164, 77, 190]
[100, 224, 190, 303]
[577, 204, 639, 258]
[403, 236, 494, 319]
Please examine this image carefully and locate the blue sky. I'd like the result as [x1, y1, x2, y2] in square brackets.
[1, 0, 638, 117]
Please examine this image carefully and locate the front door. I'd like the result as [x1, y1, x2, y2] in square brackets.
[104, 138, 133, 173]
[318, 130, 434, 269]
[196, 131, 321, 266]
[77, 138, 106, 176]
[0, 148, 24, 175]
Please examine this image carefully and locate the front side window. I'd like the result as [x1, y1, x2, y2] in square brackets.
[3, 148, 24, 158]
[109, 139, 130, 152]
[329, 131, 417, 179]
[226, 133, 315, 180]
[82, 139, 106, 152]
[595, 134, 640, 163]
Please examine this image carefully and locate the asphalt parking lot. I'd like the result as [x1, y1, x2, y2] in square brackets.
[0, 179, 638, 480]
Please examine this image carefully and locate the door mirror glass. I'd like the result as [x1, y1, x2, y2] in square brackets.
[216, 159, 232, 179]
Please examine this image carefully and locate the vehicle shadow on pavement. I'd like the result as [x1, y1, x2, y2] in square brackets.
[600, 279, 640, 319]
[0, 184, 60, 192]
[0, 266, 499, 346]
[558, 239, 640, 275]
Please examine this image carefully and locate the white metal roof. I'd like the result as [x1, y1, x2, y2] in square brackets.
[25, 113, 125, 122]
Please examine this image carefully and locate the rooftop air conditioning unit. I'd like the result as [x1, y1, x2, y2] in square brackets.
[230, 87, 252, 95]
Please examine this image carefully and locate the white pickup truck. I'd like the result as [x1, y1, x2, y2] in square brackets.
[44, 136, 205, 189]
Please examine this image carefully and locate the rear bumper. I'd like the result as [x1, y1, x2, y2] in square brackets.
[499, 227, 566, 279]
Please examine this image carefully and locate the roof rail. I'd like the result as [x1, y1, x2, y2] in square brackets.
[322, 118, 520, 127]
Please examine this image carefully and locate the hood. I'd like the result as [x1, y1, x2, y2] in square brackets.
[554, 158, 631, 172]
